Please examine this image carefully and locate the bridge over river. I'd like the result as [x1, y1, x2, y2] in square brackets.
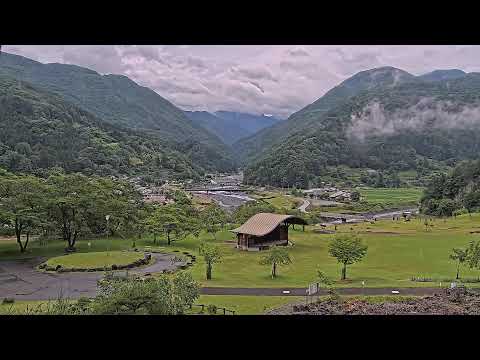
[185, 187, 255, 193]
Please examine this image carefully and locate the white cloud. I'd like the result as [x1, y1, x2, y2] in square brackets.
[4, 45, 480, 118]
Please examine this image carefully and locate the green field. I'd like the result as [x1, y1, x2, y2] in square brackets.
[358, 187, 423, 206]
[2, 213, 480, 290]
[252, 191, 302, 210]
[44, 251, 145, 270]
[166, 214, 480, 288]
[190, 295, 303, 315]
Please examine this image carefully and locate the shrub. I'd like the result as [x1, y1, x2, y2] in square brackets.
[2, 298, 15, 304]
[207, 304, 217, 315]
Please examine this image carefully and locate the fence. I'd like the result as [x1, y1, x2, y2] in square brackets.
[190, 304, 236, 315]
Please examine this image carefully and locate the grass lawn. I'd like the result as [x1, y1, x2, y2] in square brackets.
[358, 187, 423, 206]
[44, 251, 145, 270]
[171, 213, 480, 289]
[252, 191, 302, 210]
[190, 295, 303, 315]
[3, 213, 480, 290]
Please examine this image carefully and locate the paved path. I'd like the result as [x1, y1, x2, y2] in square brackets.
[1, 255, 456, 300]
[297, 198, 311, 213]
[0, 253, 182, 301]
[200, 287, 458, 296]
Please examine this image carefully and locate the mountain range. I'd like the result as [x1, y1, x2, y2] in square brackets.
[2, 50, 480, 188]
[0, 52, 235, 174]
[240, 67, 480, 187]
[185, 110, 282, 145]
[0, 73, 202, 179]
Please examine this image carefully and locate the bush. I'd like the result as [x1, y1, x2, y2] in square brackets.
[207, 304, 218, 315]
[2, 297, 15, 304]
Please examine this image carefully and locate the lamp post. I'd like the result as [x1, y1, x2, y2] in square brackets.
[106, 215, 111, 255]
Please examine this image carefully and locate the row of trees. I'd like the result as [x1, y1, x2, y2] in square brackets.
[0, 170, 146, 252]
[421, 160, 480, 216]
[199, 233, 368, 282]
[0, 169, 234, 253]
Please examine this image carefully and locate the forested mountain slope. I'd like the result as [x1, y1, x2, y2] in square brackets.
[0, 52, 235, 172]
[234, 67, 417, 164]
[0, 74, 204, 179]
[243, 71, 480, 188]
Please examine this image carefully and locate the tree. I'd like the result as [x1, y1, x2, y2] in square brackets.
[259, 246, 292, 279]
[328, 234, 368, 280]
[0, 174, 49, 252]
[200, 204, 228, 240]
[146, 203, 197, 245]
[198, 242, 222, 280]
[46, 173, 93, 251]
[464, 191, 480, 216]
[92, 272, 199, 315]
[467, 240, 480, 271]
[234, 201, 276, 224]
[350, 191, 360, 202]
[450, 247, 469, 280]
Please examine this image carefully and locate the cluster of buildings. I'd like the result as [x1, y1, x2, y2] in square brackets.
[303, 187, 353, 202]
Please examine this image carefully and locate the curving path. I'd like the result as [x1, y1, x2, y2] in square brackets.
[0, 253, 183, 301]
[297, 198, 311, 213]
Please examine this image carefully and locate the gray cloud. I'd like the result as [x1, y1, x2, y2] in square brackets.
[4, 45, 480, 119]
[348, 99, 480, 141]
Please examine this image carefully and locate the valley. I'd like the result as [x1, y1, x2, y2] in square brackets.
[2, 46, 480, 316]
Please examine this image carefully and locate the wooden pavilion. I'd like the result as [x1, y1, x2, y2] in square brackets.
[231, 213, 307, 251]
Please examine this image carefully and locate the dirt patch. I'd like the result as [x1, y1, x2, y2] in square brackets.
[470, 231, 480, 234]
[268, 288, 480, 315]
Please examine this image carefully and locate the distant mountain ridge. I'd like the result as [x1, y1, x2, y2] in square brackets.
[241, 67, 480, 187]
[185, 110, 282, 145]
[419, 69, 467, 82]
[234, 66, 419, 164]
[0, 52, 236, 173]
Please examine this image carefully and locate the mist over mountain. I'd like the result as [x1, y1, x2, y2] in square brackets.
[242, 67, 480, 188]
[234, 67, 418, 164]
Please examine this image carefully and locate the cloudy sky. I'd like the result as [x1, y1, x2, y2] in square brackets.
[4, 45, 480, 118]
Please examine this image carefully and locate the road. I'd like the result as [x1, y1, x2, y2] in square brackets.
[297, 198, 311, 213]
[0, 253, 182, 301]
[199, 287, 464, 296]
[1, 255, 454, 301]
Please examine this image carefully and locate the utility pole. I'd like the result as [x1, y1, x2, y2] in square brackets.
[106, 215, 111, 255]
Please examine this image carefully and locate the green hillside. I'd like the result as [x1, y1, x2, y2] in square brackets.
[243, 69, 480, 187]
[0, 74, 203, 179]
[0, 52, 235, 173]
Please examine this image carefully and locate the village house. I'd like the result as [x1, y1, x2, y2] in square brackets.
[231, 213, 307, 251]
